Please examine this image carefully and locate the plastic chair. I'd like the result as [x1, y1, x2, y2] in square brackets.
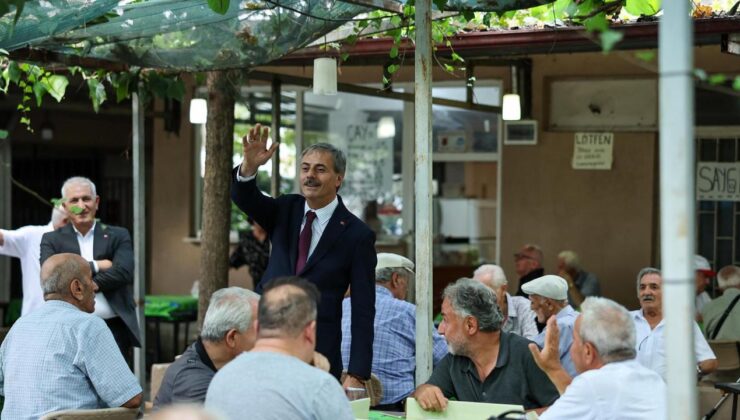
[40, 407, 138, 420]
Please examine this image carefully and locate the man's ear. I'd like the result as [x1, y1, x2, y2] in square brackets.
[304, 320, 317, 345]
[390, 272, 400, 289]
[224, 329, 238, 348]
[69, 278, 84, 301]
[464, 315, 478, 335]
[584, 342, 597, 364]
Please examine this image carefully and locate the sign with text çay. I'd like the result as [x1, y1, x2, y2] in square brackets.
[696, 162, 740, 201]
[572, 132, 614, 170]
[342, 123, 393, 203]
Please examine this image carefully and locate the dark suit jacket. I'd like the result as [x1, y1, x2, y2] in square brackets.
[40, 223, 141, 347]
[232, 170, 376, 379]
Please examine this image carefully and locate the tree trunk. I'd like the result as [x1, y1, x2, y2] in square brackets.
[198, 70, 236, 325]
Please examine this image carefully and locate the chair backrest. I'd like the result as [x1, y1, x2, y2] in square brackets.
[150, 362, 172, 401]
[340, 371, 384, 407]
[708, 340, 740, 371]
[40, 407, 138, 420]
[366, 373, 383, 407]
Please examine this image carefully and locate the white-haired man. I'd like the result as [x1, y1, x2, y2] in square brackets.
[702, 265, 740, 341]
[529, 297, 667, 419]
[0, 204, 68, 315]
[556, 250, 600, 308]
[522, 275, 579, 377]
[473, 264, 537, 339]
[154, 287, 261, 408]
[632, 267, 717, 381]
[414, 278, 559, 412]
[40, 176, 140, 362]
[342, 253, 448, 411]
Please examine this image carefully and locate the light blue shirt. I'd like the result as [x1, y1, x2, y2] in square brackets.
[534, 305, 579, 377]
[206, 351, 353, 420]
[0, 300, 141, 420]
[341, 286, 449, 404]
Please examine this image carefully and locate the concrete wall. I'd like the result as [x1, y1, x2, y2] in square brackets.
[149, 78, 254, 295]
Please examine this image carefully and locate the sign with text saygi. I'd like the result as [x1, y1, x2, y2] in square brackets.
[572, 132, 614, 170]
[697, 162, 740, 201]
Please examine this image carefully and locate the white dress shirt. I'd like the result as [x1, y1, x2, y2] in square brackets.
[72, 222, 116, 319]
[631, 309, 715, 381]
[0, 223, 54, 315]
[502, 293, 538, 340]
[540, 359, 667, 420]
[300, 198, 338, 259]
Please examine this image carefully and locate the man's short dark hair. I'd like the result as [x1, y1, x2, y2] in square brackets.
[259, 277, 321, 338]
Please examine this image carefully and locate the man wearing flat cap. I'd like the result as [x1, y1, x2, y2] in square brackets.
[341, 253, 448, 411]
[523, 275, 579, 377]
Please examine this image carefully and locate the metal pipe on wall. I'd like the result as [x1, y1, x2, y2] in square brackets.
[659, 1, 697, 418]
[132, 90, 146, 387]
[414, 0, 433, 385]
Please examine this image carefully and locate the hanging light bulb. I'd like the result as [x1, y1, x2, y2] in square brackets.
[313, 58, 337, 95]
[377, 116, 396, 138]
[189, 98, 208, 124]
[502, 94, 521, 121]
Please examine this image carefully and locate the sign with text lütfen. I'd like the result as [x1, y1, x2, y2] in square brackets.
[572, 132, 614, 170]
[696, 162, 740, 201]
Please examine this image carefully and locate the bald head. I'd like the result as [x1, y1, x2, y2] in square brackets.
[258, 277, 319, 339]
[41, 253, 90, 297]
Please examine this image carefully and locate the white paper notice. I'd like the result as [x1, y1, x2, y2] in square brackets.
[572, 132, 614, 170]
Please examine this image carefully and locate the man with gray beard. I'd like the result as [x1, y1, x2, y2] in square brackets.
[413, 278, 559, 412]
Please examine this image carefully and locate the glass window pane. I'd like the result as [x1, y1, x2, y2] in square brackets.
[699, 201, 715, 211]
[432, 86, 466, 102]
[699, 213, 715, 260]
[700, 139, 717, 161]
[718, 201, 734, 237]
[473, 86, 501, 107]
[303, 91, 404, 236]
[432, 104, 499, 153]
[717, 238, 733, 269]
[719, 139, 736, 162]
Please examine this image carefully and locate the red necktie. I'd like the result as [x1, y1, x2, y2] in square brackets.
[295, 211, 317, 274]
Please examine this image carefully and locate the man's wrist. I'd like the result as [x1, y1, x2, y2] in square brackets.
[347, 372, 368, 382]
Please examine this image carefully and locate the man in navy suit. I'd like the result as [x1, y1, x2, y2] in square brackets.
[232, 123, 376, 389]
[40, 177, 140, 363]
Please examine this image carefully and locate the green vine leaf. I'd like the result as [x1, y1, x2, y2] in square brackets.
[208, 0, 229, 14]
[625, 0, 660, 16]
[734, 76, 740, 91]
[32, 81, 46, 106]
[0, 129, 8, 139]
[42, 75, 68, 102]
[87, 78, 107, 113]
[599, 29, 623, 53]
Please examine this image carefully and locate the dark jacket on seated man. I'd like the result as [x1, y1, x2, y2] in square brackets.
[154, 338, 217, 407]
[153, 287, 259, 408]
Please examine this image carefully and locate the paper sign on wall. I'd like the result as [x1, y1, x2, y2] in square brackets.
[696, 162, 740, 201]
[572, 132, 614, 170]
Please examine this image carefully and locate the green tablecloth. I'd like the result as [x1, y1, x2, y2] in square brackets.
[145, 295, 198, 320]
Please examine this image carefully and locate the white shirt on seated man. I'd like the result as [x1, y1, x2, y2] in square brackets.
[529, 296, 667, 420]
